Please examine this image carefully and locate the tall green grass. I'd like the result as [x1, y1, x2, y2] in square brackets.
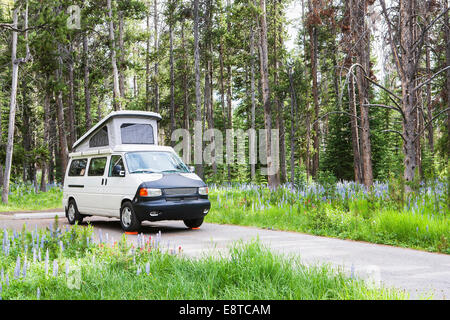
[0, 183, 62, 212]
[206, 184, 449, 254]
[0, 224, 407, 300]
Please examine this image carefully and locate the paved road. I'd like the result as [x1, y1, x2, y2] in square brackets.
[1, 213, 449, 299]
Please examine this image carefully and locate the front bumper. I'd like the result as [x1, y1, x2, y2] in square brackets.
[132, 197, 211, 222]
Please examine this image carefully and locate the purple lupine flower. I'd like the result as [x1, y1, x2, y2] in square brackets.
[65, 264, 69, 277]
[137, 267, 141, 276]
[22, 257, 27, 278]
[1, 268, 3, 283]
[145, 262, 150, 275]
[38, 248, 42, 262]
[14, 256, 21, 279]
[5, 274, 9, 287]
[53, 260, 58, 277]
[98, 229, 103, 244]
[37, 287, 40, 300]
[59, 241, 64, 252]
[350, 263, 355, 280]
[44, 249, 49, 275]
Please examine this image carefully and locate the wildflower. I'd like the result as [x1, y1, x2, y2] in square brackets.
[37, 287, 40, 300]
[44, 249, 49, 275]
[137, 267, 141, 276]
[350, 263, 355, 280]
[145, 262, 150, 275]
[14, 256, 21, 279]
[22, 256, 27, 278]
[53, 260, 58, 277]
[65, 264, 70, 277]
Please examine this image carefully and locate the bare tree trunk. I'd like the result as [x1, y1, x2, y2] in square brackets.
[259, 0, 279, 188]
[250, 26, 256, 181]
[425, 14, 434, 154]
[353, 0, 373, 187]
[287, 66, 298, 187]
[40, 91, 51, 192]
[107, 0, 121, 111]
[83, 34, 92, 130]
[154, 0, 160, 113]
[118, 10, 126, 99]
[55, 50, 69, 184]
[181, 20, 190, 132]
[169, 1, 175, 141]
[193, 0, 203, 178]
[445, 0, 450, 159]
[2, 6, 30, 203]
[274, 0, 286, 184]
[145, 4, 151, 111]
[67, 44, 76, 150]
[308, 0, 320, 179]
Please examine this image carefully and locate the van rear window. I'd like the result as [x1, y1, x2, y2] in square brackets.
[88, 157, 107, 176]
[68, 159, 87, 176]
[121, 123, 154, 144]
[89, 126, 109, 148]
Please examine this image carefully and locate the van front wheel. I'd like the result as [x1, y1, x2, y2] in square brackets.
[120, 202, 141, 232]
[67, 199, 83, 225]
[184, 217, 204, 229]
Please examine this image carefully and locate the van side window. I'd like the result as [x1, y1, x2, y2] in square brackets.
[109, 155, 125, 177]
[89, 126, 109, 148]
[68, 159, 87, 176]
[120, 123, 154, 144]
[88, 157, 107, 176]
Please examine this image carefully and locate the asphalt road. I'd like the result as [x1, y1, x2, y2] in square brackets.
[1, 213, 449, 299]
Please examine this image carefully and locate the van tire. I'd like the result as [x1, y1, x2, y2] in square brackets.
[183, 217, 204, 229]
[120, 201, 141, 232]
[67, 199, 83, 225]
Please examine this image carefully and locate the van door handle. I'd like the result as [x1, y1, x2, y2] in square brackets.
[105, 179, 108, 186]
[101, 178, 104, 185]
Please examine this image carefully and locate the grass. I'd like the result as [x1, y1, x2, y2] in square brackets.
[0, 221, 408, 300]
[205, 181, 449, 254]
[0, 183, 62, 212]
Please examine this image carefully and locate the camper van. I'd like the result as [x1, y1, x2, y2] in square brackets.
[62, 111, 210, 231]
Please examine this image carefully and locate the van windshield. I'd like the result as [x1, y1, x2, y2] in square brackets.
[125, 151, 190, 174]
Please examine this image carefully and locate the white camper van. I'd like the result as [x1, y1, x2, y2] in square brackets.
[62, 111, 210, 231]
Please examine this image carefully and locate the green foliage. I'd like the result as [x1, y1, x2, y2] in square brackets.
[0, 223, 407, 300]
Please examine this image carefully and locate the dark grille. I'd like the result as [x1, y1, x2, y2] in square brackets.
[164, 188, 197, 196]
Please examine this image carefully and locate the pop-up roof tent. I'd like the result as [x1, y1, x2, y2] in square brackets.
[71, 111, 162, 154]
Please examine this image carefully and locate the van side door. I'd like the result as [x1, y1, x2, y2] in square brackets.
[103, 155, 130, 217]
[81, 156, 108, 215]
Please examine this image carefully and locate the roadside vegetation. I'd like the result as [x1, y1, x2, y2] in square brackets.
[2, 177, 448, 254]
[0, 183, 62, 213]
[206, 178, 449, 254]
[0, 219, 407, 300]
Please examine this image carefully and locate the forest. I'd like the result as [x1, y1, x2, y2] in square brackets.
[0, 0, 449, 203]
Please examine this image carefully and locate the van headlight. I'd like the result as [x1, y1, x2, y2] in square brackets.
[139, 188, 162, 197]
[198, 187, 209, 195]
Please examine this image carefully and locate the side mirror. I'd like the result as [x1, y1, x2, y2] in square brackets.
[189, 166, 195, 173]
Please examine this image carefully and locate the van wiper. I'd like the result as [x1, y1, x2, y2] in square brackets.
[161, 169, 180, 173]
[130, 169, 156, 174]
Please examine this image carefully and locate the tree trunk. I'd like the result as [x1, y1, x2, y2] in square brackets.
[118, 10, 126, 99]
[287, 66, 298, 187]
[55, 51, 69, 184]
[2, 8, 20, 204]
[40, 91, 51, 192]
[145, 5, 151, 111]
[250, 26, 257, 181]
[169, 0, 175, 142]
[107, 0, 122, 111]
[193, 0, 203, 178]
[68, 44, 76, 150]
[181, 20, 190, 132]
[446, 0, 450, 159]
[308, 0, 320, 179]
[353, 0, 373, 187]
[154, 0, 160, 113]
[83, 34, 92, 130]
[259, 0, 279, 188]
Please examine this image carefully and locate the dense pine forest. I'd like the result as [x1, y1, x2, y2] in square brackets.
[0, 0, 449, 203]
